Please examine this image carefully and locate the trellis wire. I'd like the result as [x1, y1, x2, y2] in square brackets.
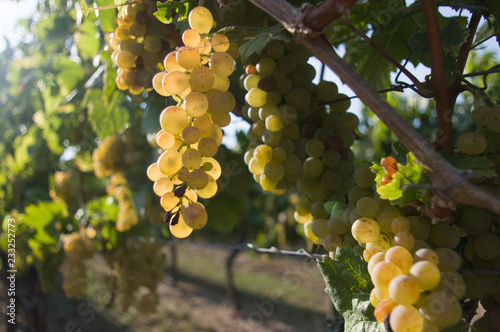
[136, 236, 325, 259]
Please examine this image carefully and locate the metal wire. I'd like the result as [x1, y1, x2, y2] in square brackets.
[137, 236, 325, 259]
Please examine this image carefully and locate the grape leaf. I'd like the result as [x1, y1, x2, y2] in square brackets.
[22, 201, 68, 250]
[96, 0, 117, 32]
[441, 0, 490, 14]
[317, 247, 379, 332]
[482, 0, 500, 46]
[239, 24, 290, 62]
[154, 0, 190, 25]
[86, 89, 129, 139]
[373, 153, 427, 205]
[80, 0, 90, 17]
[77, 16, 101, 60]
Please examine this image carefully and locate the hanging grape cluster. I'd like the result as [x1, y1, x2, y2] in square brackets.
[60, 231, 97, 299]
[92, 130, 145, 231]
[108, 2, 175, 95]
[147, 6, 238, 238]
[105, 240, 165, 312]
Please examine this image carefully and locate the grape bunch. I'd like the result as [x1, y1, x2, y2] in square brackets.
[147, 6, 238, 238]
[240, 40, 358, 244]
[108, 2, 175, 95]
[92, 129, 145, 231]
[60, 231, 97, 299]
[104, 240, 165, 312]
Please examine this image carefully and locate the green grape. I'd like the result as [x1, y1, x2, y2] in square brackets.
[285, 88, 310, 111]
[144, 36, 162, 54]
[327, 213, 348, 235]
[351, 217, 380, 243]
[206, 89, 231, 115]
[253, 144, 273, 163]
[162, 71, 189, 95]
[198, 137, 218, 157]
[181, 126, 201, 145]
[161, 192, 179, 211]
[391, 216, 411, 233]
[266, 40, 284, 59]
[347, 186, 371, 205]
[260, 174, 278, 191]
[177, 168, 190, 182]
[310, 201, 328, 219]
[474, 232, 500, 260]
[393, 231, 415, 251]
[184, 91, 209, 117]
[471, 105, 491, 126]
[271, 147, 287, 163]
[244, 74, 262, 91]
[323, 234, 342, 252]
[182, 148, 202, 170]
[321, 149, 340, 168]
[116, 50, 136, 69]
[176, 46, 200, 70]
[245, 87, 267, 107]
[277, 54, 296, 73]
[196, 174, 217, 198]
[182, 202, 208, 229]
[430, 223, 460, 249]
[433, 271, 466, 299]
[263, 161, 285, 182]
[420, 292, 462, 329]
[353, 164, 376, 188]
[147, 163, 163, 182]
[211, 34, 230, 52]
[366, 234, 391, 252]
[367, 251, 385, 274]
[408, 216, 430, 241]
[158, 150, 183, 176]
[170, 214, 193, 239]
[211, 112, 231, 128]
[182, 29, 201, 48]
[355, 197, 380, 219]
[370, 261, 403, 293]
[457, 132, 487, 155]
[460, 206, 491, 236]
[413, 248, 439, 266]
[389, 305, 423, 332]
[160, 106, 189, 135]
[265, 114, 283, 132]
[388, 275, 421, 306]
[275, 76, 292, 94]
[212, 75, 230, 92]
[258, 104, 277, 120]
[193, 114, 212, 133]
[434, 248, 461, 272]
[386, 246, 413, 275]
[410, 260, 441, 291]
[164, 51, 185, 72]
[209, 52, 235, 77]
[283, 154, 302, 175]
[188, 6, 213, 34]
[320, 169, 341, 190]
[311, 218, 329, 238]
[303, 157, 324, 178]
[153, 177, 174, 196]
[305, 139, 325, 157]
[486, 107, 500, 132]
[248, 157, 265, 175]
[341, 112, 359, 131]
[256, 57, 277, 76]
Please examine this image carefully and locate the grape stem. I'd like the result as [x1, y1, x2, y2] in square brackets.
[248, 0, 500, 215]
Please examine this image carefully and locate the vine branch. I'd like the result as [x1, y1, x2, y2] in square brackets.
[248, 0, 500, 215]
[338, 18, 431, 96]
[422, 0, 453, 154]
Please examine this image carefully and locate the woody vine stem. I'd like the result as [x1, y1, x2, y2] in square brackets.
[248, 0, 500, 215]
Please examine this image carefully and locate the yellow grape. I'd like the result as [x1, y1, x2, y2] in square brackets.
[169, 214, 193, 238]
[181, 126, 201, 145]
[182, 148, 202, 170]
[156, 130, 176, 150]
[388, 275, 421, 306]
[188, 6, 213, 34]
[351, 217, 380, 243]
[162, 71, 190, 95]
[410, 261, 441, 291]
[385, 246, 413, 275]
[176, 46, 200, 70]
[188, 169, 209, 190]
[184, 91, 209, 117]
[211, 34, 230, 52]
[160, 106, 189, 135]
[193, 114, 213, 133]
[182, 29, 201, 48]
[152, 72, 171, 97]
[196, 174, 217, 198]
[201, 157, 222, 180]
[153, 177, 174, 196]
[197, 38, 212, 55]
[164, 51, 185, 72]
[370, 261, 403, 293]
[147, 163, 163, 182]
[190, 65, 215, 92]
[198, 137, 219, 157]
[389, 305, 424, 332]
[209, 52, 235, 77]
[161, 192, 180, 211]
[157, 150, 183, 176]
[182, 202, 208, 229]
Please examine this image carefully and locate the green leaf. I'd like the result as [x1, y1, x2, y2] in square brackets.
[483, 0, 500, 46]
[77, 15, 101, 59]
[53, 57, 86, 95]
[373, 153, 427, 205]
[317, 247, 379, 332]
[239, 24, 290, 62]
[22, 201, 67, 250]
[96, 0, 117, 32]
[442, 155, 493, 169]
[441, 0, 490, 14]
[154, 0, 190, 25]
[86, 89, 129, 138]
